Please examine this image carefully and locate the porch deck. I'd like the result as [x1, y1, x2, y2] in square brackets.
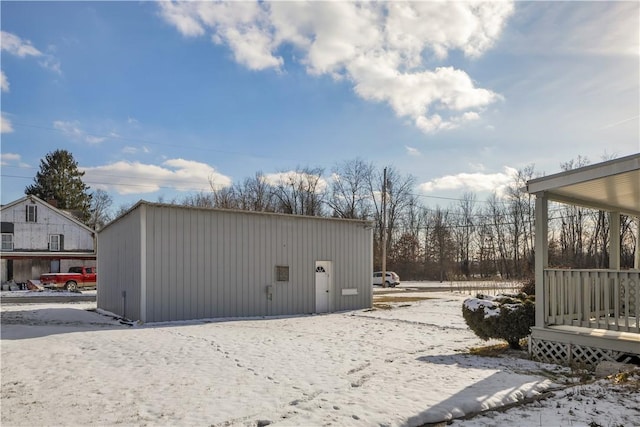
[530, 324, 640, 366]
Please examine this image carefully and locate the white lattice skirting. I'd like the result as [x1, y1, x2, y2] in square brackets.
[529, 337, 632, 367]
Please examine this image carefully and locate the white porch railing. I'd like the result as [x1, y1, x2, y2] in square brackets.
[544, 269, 639, 333]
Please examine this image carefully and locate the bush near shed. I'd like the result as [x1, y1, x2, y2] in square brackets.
[462, 293, 535, 350]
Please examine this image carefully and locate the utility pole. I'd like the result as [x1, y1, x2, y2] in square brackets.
[382, 167, 387, 288]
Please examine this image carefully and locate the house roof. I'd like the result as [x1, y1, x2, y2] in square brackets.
[0, 195, 95, 233]
[526, 153, 640, 217]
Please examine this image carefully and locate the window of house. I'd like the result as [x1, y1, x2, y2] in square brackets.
[49, 234, 62, 251]
[26, 205, 37, 222]
[275, 265, 289, 282]
[1, 234, 13, 251]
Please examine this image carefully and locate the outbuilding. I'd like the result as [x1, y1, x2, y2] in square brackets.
[97, 201, 373, 322]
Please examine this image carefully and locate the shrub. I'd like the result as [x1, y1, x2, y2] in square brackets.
[520, 277, 536, 295]
[462, 293, 535, 350]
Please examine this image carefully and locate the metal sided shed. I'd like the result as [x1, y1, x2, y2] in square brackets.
[97, 201, 373, 322]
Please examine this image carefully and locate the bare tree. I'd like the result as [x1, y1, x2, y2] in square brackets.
[620, 216, 638, 268]
[475, 208, 496, 278]
[427, 207, 454, 282]
[235, 172, 276, 212]
[391, 232, 422, 279]
[181, 192, 215, 208]
[208, 175, 239, 209]
[454, 192, 476, 279]
[123, 152, 639, 282]
[88, 189, 113, 230]
[554, 156, 590, 267]
[487, 194, 511, 278]
[328, 159, 373, 219]
[505, 165, 536, 277]
[271, 167, 326, 216]
[113, 202, 134, 219]
[368, 166, 416, 268]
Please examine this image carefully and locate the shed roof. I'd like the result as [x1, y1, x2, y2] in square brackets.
[100, 200, 375, 233]
[526, 153, 640, 216]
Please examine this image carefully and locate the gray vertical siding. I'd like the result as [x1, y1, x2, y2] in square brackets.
[100, 202, 372, 322]
[97, 206, 141, 320]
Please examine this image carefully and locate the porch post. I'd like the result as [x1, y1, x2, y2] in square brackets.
[609, 211, 620, 270]
[534, 194, 548, 327]
[633, 216, 640, 270]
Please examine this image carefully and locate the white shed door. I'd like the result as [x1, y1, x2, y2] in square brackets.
[315, 261, 331, 313]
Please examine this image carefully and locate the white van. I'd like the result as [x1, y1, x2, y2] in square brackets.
[372, 271, 400, 287]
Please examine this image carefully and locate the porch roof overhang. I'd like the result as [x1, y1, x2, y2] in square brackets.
[526, 153, 640, 217]
[0, 251, 97, 260]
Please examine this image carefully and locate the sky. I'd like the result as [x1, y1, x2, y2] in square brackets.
[1, 1, 639, 210]
[2, 289, 639, 426]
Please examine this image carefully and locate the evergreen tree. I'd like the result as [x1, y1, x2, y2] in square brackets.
[25, 149, 92, 222]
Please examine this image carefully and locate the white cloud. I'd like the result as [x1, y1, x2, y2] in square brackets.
[1, 31, 61, 74]
[1, 31, 42, 57]
[82, 158, 232, 195]
[468, 162, 486, 172]
[1, 112, 14, 133]
[85, 135, 106, 144]
[157, 1, 206, 37]
[53, 121, 83, 138]
[122, 145, 151, 155]
[39, 57, 62, 74]
[0, 152, 20, 166]
[53, 120, 106, 144]
[158, 1, 513, 133]
[511, 2, 639, 57]
[405, 146, 421, 157]
[1, 70, 9, 92]
[418, 166, 518, 196]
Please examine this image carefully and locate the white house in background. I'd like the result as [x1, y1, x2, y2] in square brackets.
[97, 201, 373, 322]
[526, 153, 639, 367]
[0, 195, 96, 283]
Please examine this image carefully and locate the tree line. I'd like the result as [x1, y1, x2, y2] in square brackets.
[26, 150, 638, 281]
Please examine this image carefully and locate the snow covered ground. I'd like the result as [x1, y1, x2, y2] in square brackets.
[1, 291, 638, 426]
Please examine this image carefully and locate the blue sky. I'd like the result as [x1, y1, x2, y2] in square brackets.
[1, 1, 638, 210]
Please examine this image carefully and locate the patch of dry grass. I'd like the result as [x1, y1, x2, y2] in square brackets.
[468, 343, 512, 357]
[373, 295, 434, 304]
[371, 295, 434, 310]
[468, 340, 529, 358]
[612, 371, 640, 391]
